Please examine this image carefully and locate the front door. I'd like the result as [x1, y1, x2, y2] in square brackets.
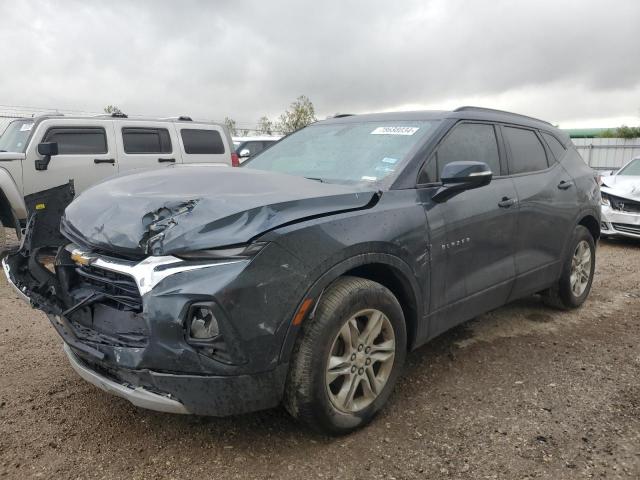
[23, 119, 118, 197]
[418, 122, 518, 337]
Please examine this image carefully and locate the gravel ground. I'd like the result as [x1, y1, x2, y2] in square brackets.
[0, 239, 638, 479]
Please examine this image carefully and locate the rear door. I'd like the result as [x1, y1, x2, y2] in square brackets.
[501, 125, 578, 298]
[23, 119, 118, 196]
[418, 122, 518, 335]
[115, 121, 181, 172]
[176, 125, 231, 166]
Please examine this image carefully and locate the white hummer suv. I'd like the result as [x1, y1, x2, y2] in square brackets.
[0, 113, 236, 247]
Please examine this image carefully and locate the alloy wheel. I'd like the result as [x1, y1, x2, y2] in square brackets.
[325, 309, 396, 413]
[570, 239, 592, 297]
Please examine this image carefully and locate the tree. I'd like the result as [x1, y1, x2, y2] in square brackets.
[599, 125, 640, 139]
[275, 95, 317, 134]
[103, 105, 123, 115]
[224, 116, 238, 136]
[256, 116, 274, 135]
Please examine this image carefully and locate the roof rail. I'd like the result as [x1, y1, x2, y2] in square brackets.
[93, 112, 128, 118]
[332, 113, 355, 118]
[454, 106, 551, 126]
[159, 116, 193, 121]
[34, 112, 64, 118]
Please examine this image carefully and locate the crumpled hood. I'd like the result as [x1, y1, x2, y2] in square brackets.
[62, 165, 378, 256]
[601, 175, 640, 200]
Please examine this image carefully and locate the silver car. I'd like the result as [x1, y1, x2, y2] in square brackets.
[600, 157, 640, 239]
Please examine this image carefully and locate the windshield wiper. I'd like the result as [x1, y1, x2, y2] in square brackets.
[304, 177, 324, 183]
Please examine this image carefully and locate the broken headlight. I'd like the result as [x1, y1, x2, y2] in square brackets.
[601, 192, 610, 206]
[175, 242, 267, 261]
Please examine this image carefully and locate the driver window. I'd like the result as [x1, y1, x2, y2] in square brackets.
[418, 123, 500, 184]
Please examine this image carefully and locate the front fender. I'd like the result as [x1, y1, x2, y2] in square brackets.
[0, 166, 26, 230]
[277, 251, 423, 363]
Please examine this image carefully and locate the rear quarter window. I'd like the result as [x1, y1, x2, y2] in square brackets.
[541, 132, 566, 162]
[181, 129, 225, 154]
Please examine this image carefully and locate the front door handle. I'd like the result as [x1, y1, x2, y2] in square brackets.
[158, 158, 176, 163]
[94, 158, 115, 165]
[498, 197, 517, 208]
[558, 180, 573, 190]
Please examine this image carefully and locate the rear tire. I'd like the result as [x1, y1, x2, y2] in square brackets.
[542, 225, 595, 309]
[0, 219, 6, 252]
[284, 276, 406, 435]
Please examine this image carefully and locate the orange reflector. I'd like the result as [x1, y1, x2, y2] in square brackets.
[292, 298, 314, 326]
[70, 252, 91, 266]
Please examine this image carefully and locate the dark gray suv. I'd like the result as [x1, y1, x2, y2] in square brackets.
[3, 107, 600, 435]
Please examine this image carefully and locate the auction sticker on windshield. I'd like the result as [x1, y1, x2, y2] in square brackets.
[20, 123, 34, 132]
[370, 126, 419, 135]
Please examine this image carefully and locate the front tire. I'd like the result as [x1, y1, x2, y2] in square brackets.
[543, 225, 596, 309]
[284, 276, 407, 435]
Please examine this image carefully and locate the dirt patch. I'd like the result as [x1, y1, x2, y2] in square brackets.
[0, 240, 639, 479]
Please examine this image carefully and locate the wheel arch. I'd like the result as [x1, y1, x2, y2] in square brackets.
[578, 213, 600, 241]
[0, 187, 20, 234]
[0, 168, 26, 232]
[279, 253, 423, 363]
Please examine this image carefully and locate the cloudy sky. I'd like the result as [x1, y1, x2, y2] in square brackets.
[1, 0, 639, 129]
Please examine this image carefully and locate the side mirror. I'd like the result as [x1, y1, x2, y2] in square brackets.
[239, 148, 251, 158]
[35, 142, 59, 171]
[432, 161, 492, 203]
[38, 142, 59, 157]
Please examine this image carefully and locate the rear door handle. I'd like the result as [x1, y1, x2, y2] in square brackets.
[94, 158, 115, 165]
[158, 158, 176, 163]
[558, 180, 573, 190]
[498, 197, 517, 208]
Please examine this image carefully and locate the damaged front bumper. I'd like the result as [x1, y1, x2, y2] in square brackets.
[2, 238, 302, 416]
[63, 342, 188, 414]
[600, 205, 640, 239]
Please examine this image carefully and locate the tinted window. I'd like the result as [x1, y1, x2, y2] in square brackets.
[237, 141, 263, 156]
[181, 129, 225, 154]
[541, 132, 566, 162]
[44, 128, 107, 155]
[122, 128, 172, 154]
[504, 127, 548, 174]
[418, 123, 500, 183]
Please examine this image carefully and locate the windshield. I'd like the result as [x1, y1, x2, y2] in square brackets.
[0, 119, 34, 153]
[617, 158, 640, 176]
[244, 120, 438, 184]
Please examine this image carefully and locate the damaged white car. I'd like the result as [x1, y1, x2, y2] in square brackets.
[600, 157, 640, 239]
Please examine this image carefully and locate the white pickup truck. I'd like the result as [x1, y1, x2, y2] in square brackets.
[0, 114, 236, 247]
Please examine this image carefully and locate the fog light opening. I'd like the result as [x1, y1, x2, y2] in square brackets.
[189, 307, 219, 339]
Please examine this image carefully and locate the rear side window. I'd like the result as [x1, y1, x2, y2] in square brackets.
[122, 128, 172, 154]
[181, 129, 225, 154]
[44, 128, 107, 155]
[419, 123, 500, 183]
[541, 132, 566, 162]
[504, 127, 548, 174]
[238, 141, 267, 156]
